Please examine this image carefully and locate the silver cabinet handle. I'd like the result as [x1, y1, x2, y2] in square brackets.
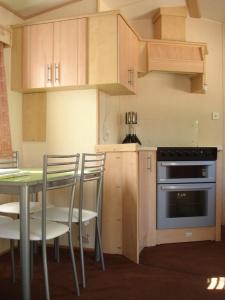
[47, 64, 52, 83]
[128, 69, 131, 85]
[161, 185, 213, 191]
[130, 69, 134, 86]
[147, 156, 151, 171]
[128, 68, 134, 86]
[54, 63, 60, 83]
[160, 161, 215, 167]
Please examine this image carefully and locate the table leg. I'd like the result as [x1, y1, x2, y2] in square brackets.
[20, 185, 30, 300]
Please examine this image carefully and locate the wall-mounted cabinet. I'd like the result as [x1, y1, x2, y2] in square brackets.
[88, 14, 138, 95]
[11, 11, 208, 95]
[12, 18, 87, 91]
[147, 39, 208, 93]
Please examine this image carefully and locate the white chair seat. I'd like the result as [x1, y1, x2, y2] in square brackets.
[32, 207, 97, 223]
[0, 215, 13, 224]
[0, 201, 43, 214]
[0, 219, 69, 241]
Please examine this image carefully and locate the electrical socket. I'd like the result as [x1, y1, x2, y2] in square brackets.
[192, 120, 199, 128]
[212, 112, 220, 120]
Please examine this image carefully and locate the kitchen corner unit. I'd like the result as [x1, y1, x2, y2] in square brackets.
[96, 143, 157, 263]
[96, 144, 222, 264]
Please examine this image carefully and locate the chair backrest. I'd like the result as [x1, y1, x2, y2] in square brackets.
[79, 152, 106, 220]
[0, 151, 19, 168]
[42, 154, 80, 235]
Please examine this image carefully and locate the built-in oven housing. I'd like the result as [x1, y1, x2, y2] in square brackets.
[156, 147, 217, 230]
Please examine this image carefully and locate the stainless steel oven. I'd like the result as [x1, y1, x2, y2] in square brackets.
[157, 147, 217, 229]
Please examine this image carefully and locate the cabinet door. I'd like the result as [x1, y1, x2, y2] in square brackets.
[53, 18, 87, 87]
[128, 27, 138, 93]
[139, 151, 157, 249]
[118, 16, 129, 90]
[23, 23, 53, 89]
[102, 153, 123, 254]
[118, 16, 138, 94]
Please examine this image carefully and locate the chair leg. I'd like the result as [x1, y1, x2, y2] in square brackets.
[94, 222, 100, 262]
[96, 220, 105, 271]
[42, 241, 50, 300]
[79, 224, 86, 288]
[30, 241, 34, 280]
[54, 237, 60, 263]
[10, 240, 16, 283]
[67, 232, 80, 296]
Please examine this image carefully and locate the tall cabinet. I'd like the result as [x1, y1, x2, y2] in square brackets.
[96, 144, 157, 264]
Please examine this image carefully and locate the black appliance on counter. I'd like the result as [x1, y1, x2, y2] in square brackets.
[156, 147, 217, 229]
[122, 112, 141, 145]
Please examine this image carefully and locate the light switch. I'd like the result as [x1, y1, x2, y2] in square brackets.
[212, 112, 220, 120]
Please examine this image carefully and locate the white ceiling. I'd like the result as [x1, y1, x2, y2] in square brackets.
[0, 0, 225, 22]
[102, 0, 225, 23]
[0, 0, 81, 18]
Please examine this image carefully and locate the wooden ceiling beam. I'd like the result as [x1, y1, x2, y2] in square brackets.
[186, 0, 201, 18]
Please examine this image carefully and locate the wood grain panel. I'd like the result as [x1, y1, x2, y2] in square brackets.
[88, 14, 118, 85]
[23, 23, 53, 89]
[157, 227, 216, 244]
[122, 152, 139, 263]
[101, 153, 123, 254]
[77, 18, 87, 85]
[118, 15, 129, 91]
[139, 151, 157, 250]
[128, 25, 138, 93]
[23, 93, 46, 142]
[54, 19, 78, 87]
[11, 27, 22, 91]
[148, 41, 205, 74]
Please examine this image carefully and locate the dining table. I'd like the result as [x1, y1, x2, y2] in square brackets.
[0, 168, 79, 300]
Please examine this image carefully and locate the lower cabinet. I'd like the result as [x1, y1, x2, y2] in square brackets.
[99, 148, 156, 263]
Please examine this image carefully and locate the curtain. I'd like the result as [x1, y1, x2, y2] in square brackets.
[0, 42, 12, 157]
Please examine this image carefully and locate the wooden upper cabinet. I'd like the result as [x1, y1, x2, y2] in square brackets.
[118, 16, 138, 94]
[88, 14, 139, 95]
[23, 23, 53, 89]
[53, 18, 87, 87]
[12, 18, 87, 91]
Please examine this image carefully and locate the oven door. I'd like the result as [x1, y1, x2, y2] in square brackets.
[157, 161, 216, 183]
[157, 183, 215, 229]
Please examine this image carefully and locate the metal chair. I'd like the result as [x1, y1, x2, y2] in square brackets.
[0, 151, 42, 214]
[0, 154, 80, 299]
[32, 152, 106, 288]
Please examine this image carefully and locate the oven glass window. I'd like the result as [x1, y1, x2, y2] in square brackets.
[167, 191, 207, 218]
[167, 166, 207, 179]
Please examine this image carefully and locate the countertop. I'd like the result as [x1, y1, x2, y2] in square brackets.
[95, 144, 222, 152]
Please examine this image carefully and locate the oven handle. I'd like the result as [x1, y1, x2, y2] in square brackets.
[161, 185, 213, 191]
[160, 161, 215, 166]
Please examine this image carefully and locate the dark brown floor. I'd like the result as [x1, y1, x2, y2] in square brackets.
[1, 236, 225, 300]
